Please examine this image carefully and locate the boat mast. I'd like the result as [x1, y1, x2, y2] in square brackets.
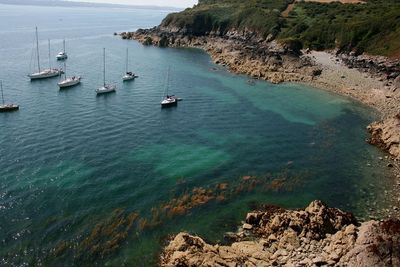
[103, 48, 106, 87]
[35, 27, 40, 72]
[48, 39, 51, 69]
[126, 48, 128, 73]
[63, 39, 66, 53]
[166, 67, 170, 96]
[0, 80, 4, 105]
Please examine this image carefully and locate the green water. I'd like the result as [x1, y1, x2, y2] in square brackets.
[0, 4, 393, 266]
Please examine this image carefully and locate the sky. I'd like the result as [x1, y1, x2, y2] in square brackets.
[68, 0, 198, 8]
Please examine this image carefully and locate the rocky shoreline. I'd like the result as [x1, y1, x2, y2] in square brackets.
[119, 28, 400, 265]
[120, 28, 400, 163]
[160, 201, 400, 267]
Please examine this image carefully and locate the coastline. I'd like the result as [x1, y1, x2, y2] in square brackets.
[120, 29, 400, 163]
[160, 201, 400, 267]
[119, 28, 400, 265]
[120, 29, 400, 210]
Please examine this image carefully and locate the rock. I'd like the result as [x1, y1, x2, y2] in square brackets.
[329, 252, 340, 261]
[243, 223, 253, 230]
[394, 76, 400, 89]
[246, 212, 262, 225]
[312, 256, 327, 265]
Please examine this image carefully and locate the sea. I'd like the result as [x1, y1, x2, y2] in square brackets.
[0, 3, 393, 266]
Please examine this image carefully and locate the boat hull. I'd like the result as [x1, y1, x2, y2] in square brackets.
[0, 104, 19, 112]
[122, 75, 136, 81]
[96, 85, 116, 95]
[161, 98, 178, 107]
[29, 69, 63, 80]
[58, 77, 81, 88]
[56, 53, 68, 60]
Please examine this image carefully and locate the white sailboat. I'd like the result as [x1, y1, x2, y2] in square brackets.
[56, 39, 68, 60]
[28, 27, 63, 80]
[58, 61, 81, 89]
[96, 48, 116, 94]
[0, 80, 19, 112]
[122, 48, 136, 81]
[161, 68, 177, 107]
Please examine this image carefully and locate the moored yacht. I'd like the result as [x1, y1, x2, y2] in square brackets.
[122, 48, 136, 81]
[58, 61, 81, 89]
[96, 48, 116, 94]
[161, 68, 178, 107]
[28, 27, 63, 80]
[56, 39, 68, 60]
[0, 80, 19, 112]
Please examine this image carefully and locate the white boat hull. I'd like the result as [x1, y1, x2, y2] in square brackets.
[161, 96, 177, 107]
[96, 85, 116, 94]
[122, 73, 136, 81]
[29, 69, 63, 80]
[0, 104, 19, 112]
[56, 52, 68, 60]
[58, 77, 81, 88]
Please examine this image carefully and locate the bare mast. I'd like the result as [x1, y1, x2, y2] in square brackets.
[35, 27, 40, 72]
[103, 48, 106, 87]
[0, 80, 4, 105]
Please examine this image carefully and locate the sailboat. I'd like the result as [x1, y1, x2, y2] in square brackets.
[56, 39, 68, 60]
[58, 61, 81, 89]
[0, 80, 19, 112]
[96, 48, 116, 94]
[122, 48, 136, 81]
[28, 27, 63, 80]
[161, 68, 177, 107]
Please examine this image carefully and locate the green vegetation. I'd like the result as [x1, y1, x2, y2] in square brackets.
[161, 0, 292, 37]
[280, 0, 400, 56]
[160, 0, 400, 57]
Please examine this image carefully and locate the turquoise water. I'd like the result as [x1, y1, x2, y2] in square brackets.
[0, 4, 392, 266]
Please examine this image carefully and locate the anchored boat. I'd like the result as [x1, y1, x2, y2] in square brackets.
[96, 48, 116, 94]
[161, 68, 178, 107]
[58, 61, 81, 89]
[0, 80, 19, 112]
[122, 48, 137, 81]
[56, 39, 68, 60]
[28, 27, 63, 80]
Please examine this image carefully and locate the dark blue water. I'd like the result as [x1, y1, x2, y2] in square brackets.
[0, 4, 392, 266]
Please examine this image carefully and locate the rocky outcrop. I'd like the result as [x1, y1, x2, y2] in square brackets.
[160, 201, 400, 267]
[367, 116, 400, 160]
[339, 53, 400, 89]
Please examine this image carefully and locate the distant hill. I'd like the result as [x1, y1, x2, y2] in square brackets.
[160, 0, 400, 57]
[0, 0, 180, 10]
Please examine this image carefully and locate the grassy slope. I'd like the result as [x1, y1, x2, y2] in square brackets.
[160, 0, 400, 57]
[161, 0, 292, 37]
[280, 0, 400, 57]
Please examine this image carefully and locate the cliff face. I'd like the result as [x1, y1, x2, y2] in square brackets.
[160, 201, 400, 267]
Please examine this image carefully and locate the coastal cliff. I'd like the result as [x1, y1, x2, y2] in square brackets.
[160, 201, 400, 267]
[120, 0, 400, 160]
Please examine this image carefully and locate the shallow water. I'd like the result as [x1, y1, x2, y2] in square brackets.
[0, 4, 393, 266]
